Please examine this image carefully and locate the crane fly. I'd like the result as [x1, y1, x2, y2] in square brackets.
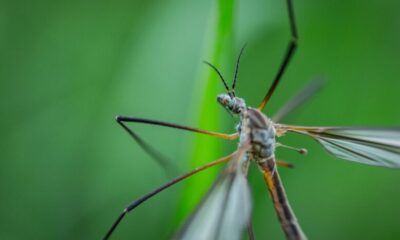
[104, 0, 400, 239]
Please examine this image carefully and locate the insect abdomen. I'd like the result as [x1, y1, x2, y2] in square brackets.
[260, 159, 307, 240]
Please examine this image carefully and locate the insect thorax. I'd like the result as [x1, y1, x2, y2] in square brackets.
[239, 108, 276, 162]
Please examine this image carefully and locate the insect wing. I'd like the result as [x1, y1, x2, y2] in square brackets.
[272, 79, 324, 123]
[281, 126, 400, 168]
[176, 151, 251, 240]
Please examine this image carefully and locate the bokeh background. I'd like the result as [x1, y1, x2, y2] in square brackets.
[1, 0, 400, 239]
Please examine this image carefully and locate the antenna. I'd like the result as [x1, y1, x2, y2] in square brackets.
[232, 43, 247, 94]
[203, 61, 231, 96]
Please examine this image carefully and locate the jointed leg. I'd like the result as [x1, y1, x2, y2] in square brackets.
[115, 116, 238, 175]
[276, 159, 294, 168]
[103, 151, 236, 240]
[258, 0, 298, 111]
[117, 119, 181, 177]
[247, 218, 255, 240]
[116, 116, 238, 140]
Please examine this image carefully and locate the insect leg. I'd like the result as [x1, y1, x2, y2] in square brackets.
[276, 159, 294, 168]
[103, 151, 236, 240]
[258, 0, 298, 111]
[116, 119, 177, 176]
[247, 218, 256, 240]
[115, 116, 238, 175]
[116, 116, 238, 140]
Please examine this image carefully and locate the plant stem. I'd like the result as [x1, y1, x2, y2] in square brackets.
[176, 0, 236, 223]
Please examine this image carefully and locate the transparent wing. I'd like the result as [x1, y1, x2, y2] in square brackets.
[272, 78, 324, 123]
[278, 125, 400, 168]
[176, 148, 251, 240]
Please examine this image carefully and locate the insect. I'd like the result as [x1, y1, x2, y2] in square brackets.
[104, 0, 400, 239]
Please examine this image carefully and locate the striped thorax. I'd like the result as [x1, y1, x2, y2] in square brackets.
[217, 94, 276, 164]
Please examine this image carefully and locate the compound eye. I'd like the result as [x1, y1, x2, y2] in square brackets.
[217, 95, 227, 105]
[217, 95, 226, 104]
[225, 99, 231, 106]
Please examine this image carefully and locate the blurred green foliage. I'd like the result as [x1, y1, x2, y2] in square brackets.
[1, 0, 400, 239]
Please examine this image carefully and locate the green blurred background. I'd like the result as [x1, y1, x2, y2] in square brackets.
[1, 0, 400, 239]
